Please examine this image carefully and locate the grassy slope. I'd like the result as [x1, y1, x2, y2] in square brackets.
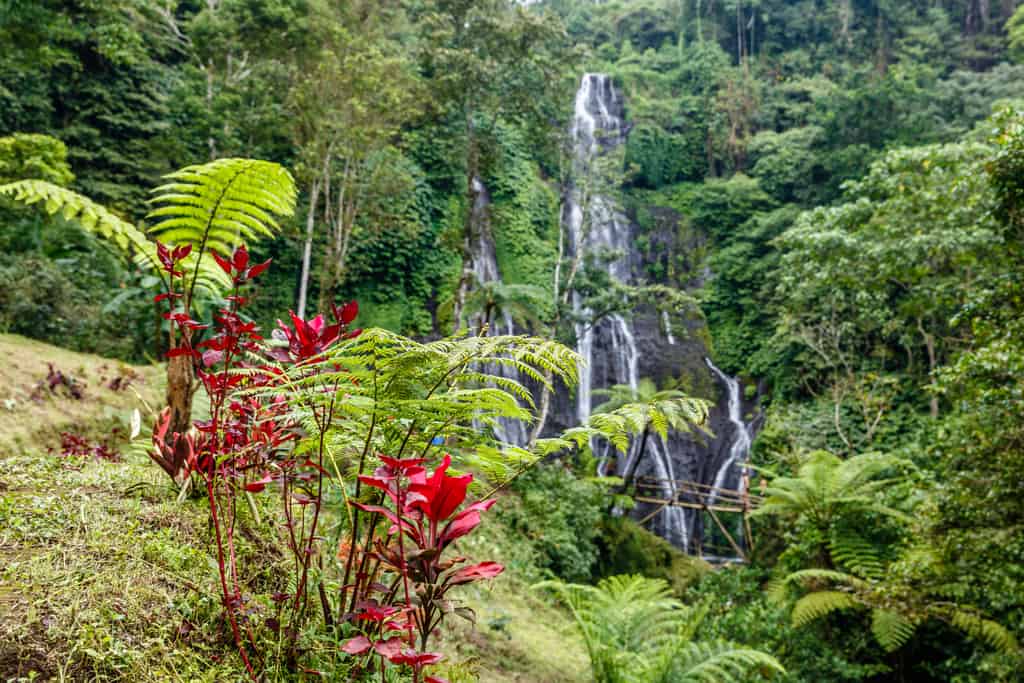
[0, 334, 588, 682]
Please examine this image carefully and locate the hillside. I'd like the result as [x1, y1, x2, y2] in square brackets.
[0, 336, 588, 682]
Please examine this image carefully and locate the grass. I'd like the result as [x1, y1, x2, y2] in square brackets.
[0, 334, 589, 682]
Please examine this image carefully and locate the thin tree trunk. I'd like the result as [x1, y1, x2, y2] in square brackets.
[917, 317, 940, 418]
[622, 426, 651, 489]
[297, 176, 321, 319]
[452, 113, 480, 332]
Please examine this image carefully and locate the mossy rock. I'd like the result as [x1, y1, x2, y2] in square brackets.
[593, 516, 709, 595]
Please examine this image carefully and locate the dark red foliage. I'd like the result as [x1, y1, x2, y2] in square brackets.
[345, 455, 502, 682]
[52, 431, 120, 462]
[31, 364, 85, 402]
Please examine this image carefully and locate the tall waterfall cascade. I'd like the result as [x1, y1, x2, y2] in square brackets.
[562, 74, 690, 548]
[558, 74, 760, 555]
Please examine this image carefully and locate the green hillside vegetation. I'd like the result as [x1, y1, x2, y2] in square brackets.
[1, 1, 1023, 681]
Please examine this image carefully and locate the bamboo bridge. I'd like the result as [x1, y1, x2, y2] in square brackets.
[631, 474, 764, 563]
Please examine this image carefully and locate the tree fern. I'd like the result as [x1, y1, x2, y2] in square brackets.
[536, 575, 783, 683]
[589, 379, 710, 483]
[751, 450, 910, 534]
[775, 558, 1020, 657]
[0, 179, 231, 294]
[148, 158, 296, 257]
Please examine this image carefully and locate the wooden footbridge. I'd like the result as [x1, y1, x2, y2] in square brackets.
[631, 474, 764, 562]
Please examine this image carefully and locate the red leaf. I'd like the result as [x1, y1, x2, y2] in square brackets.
[448, 561, 504, 586]
[350, 502, 403, 528]
[202, 349, 224, 367]
[247, 258, 272, 279]
[440, 510, 481, 545]
[232, 245, 249, 272]
[425, 677, 450, 683]
[301, 459, 330, 476]
[339, 300, 359, 325]
[340, 635, 372, 655]
[211, 251, 233, 275]
[379, 455, 426, 472]
[244, 473, 274, 492]
[171, 244, 193, 260]
[166, 347, 199, 359]
[408, 455, 472, 522]
[372, 636, 403, 660]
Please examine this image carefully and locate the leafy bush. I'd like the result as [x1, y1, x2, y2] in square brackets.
[0, 254, 152, 359]
[538, 573, 784, 683]
[593, 516, 706, 595]
[687, 567, 885, 682]
[500, 464, 604, 583]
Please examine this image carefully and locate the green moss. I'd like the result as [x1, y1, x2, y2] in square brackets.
[593, 516, 709, 595]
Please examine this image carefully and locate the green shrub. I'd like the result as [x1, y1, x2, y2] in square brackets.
[593, 516, 707, 594]
[500, 465, 604, 583]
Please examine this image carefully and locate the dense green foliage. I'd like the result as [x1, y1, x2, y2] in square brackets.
[3, 0, 1024, 681]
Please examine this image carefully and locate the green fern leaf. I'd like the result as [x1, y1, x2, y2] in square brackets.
[791, 590, 859, 627]
[871, 609, 917, 652]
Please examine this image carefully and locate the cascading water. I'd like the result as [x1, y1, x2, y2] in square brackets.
[565, 74, 636, 419]
[467, 175, 529, 446]
[563, 73, 688, 547]
[704, 358, 754, 507]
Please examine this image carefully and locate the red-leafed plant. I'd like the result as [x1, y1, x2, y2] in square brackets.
[150, 241, 510, 680]
[339, 455, 503, 682]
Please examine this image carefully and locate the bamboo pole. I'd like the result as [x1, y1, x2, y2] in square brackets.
[704, 504, 746, 561]
[633, 496, 745, 514]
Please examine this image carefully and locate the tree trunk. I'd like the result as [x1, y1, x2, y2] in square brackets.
[166, 354, 195, 444]
[622, 426, 651, 489]
[297, 176, 321, 319]
[917, 317, 940, 418]
[452, 114, 480, 333]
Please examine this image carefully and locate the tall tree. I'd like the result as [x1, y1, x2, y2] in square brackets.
[289, 3, 419, 317]
[412, 0, 571, 330]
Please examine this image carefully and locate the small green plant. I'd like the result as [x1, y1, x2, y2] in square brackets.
[537, 574, 784, 683]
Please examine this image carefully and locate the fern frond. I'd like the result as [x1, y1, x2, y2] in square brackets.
[148, 158, 296, 257]
[945, 609, 1019, 654]
[791, 590, 859, 627]
[0, 179, 231, 294]
[829, 530, 886, 580]
[779, 568, 870, 590]
[871, 608, 917, 652]
[668, 640, 785, 682]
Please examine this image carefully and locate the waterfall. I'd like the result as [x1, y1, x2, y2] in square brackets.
[563, 73, 688, 547]
[468, 175, 529, 447]
[662, 311, 676, 345]
[565, 74, 637, 421]
[704, 358, 754, 507]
